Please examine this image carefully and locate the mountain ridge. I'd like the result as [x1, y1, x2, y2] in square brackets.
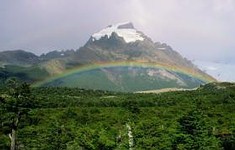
[0, 22, 216, 91]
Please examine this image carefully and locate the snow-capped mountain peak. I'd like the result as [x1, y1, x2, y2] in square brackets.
[91, 22, 144, 43]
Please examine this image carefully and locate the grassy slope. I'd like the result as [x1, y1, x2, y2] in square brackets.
[0, 65, 49, 84]
[44, 68, 204, 92]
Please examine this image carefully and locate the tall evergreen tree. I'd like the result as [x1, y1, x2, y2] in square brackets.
[0, 78, 35, 150]
[174, 109, 221, 150]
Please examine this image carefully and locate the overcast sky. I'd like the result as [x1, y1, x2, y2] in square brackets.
[0, 0, 235, 63]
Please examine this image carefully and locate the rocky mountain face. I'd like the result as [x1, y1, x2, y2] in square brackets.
[0, 22, 215, 91]
[76, 22, 201, 71]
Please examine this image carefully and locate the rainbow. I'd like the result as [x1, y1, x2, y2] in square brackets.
[33, 61, 215, 87]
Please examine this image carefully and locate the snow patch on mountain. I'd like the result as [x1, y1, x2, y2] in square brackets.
[92, 22, 144, 43]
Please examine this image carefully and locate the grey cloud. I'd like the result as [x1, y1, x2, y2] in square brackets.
[0, 0, 234, 61]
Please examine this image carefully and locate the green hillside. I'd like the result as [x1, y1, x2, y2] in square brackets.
[0, 65, 49, 85]
[1, 82, 235, 149]
[43, 67, 205, 92]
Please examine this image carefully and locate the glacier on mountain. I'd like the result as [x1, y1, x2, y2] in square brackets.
[91, 22, 144, 43]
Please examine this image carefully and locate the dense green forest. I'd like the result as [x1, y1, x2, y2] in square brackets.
[1, 81, 235, 150]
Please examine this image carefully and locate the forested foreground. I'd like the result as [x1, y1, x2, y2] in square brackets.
[1, 81, 235, 150]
